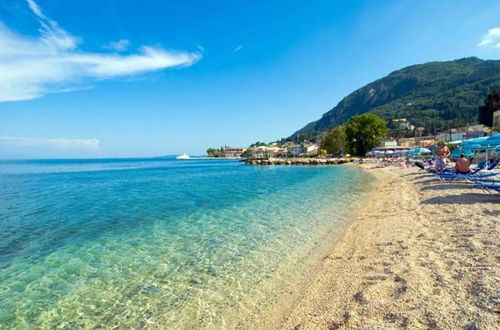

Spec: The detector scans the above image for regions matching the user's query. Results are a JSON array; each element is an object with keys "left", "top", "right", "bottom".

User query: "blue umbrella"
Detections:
[
  {"left": 461, "top": 143, "right": 484, "bottom": 150},
  {"left": 451, "top": 148, "right": 474, "bottom": 158},
  {"left": 410, "top": 147, "right": 431, "bottom": 154}
]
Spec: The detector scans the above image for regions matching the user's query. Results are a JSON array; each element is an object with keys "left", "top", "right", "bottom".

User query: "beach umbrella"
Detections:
[
  {"left": 451, "top": 148, "right": 474, "bottom": 158},
  {"left": 462, "top": 137, "right": 488, "bottom": 144},
  {"left": 461, "top": 143, "right": 483, "bottom": 150},
  {"left": 412, "top": 147, "right": 431, "bottom": 154},
  {"left": 384, "top": 150, "right": 394, "bottom": 155},
  {"left": 367, "top": 150, "right": 383, "bottom": 156}
]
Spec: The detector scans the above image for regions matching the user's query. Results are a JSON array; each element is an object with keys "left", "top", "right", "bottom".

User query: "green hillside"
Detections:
[{"left": 290, "top": 57, "right": 500, "bottom": 140}]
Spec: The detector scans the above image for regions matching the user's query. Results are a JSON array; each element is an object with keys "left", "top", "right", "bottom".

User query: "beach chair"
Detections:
[
  {"left": 473, "top": 183, "right": 500, "bottom": 194},
  {"left": 436, "top": 160, "right": 490, "bottom": 182},
  {"left": 415, "top": 161, "right": 453, "bottom": 173},
  {"left": 486, "top": 159, "right": 499, "bottom": 170}
]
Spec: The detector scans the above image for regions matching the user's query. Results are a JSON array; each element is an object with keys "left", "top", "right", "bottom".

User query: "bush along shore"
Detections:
[{"left": 244, "top": 157, "right": 355, "bottom": 165}]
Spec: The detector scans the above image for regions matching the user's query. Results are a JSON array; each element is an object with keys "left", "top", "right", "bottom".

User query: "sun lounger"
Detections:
[
  {"left": 473, "top": 183, "right": 500, "bottom": 193},
  {"left": 486, "top": 159, "right": 499, "bottom": 170},
  {"left": 436, "top": 160, "right": 491, "bottom": 182}
]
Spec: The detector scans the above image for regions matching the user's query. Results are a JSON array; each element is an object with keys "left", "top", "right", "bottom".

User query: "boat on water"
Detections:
[{"left": 176, "top": 153, "right": 190, "bottom": 160}]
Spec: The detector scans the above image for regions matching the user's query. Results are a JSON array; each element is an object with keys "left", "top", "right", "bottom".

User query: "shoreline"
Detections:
[
  {"left": 231, "top": 165, "right": 377, "bottom": 330},
  {"left": 244, "top": 158, "right": 355, "bottom": 165},
  {"left": 278, "top": 165, "right": 499, "bottom": 329}
]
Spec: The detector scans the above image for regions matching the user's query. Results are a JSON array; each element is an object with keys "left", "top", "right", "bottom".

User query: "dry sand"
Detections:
[{"left": 279, "top": 166, "right": 499, "bottom": 329}]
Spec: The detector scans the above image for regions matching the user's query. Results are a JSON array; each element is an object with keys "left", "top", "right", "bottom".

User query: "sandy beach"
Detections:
[{"left": 279, "top": 165, "right": 499, "bottom": 329}]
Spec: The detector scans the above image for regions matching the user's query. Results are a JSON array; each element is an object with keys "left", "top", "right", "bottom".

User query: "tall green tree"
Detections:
[
  {"left": 479, "top": 90, "right": 500, "bottom": 127},
  {"left": 345, "top": 114, "right": 388, "bottom": 156},
  {"left": 321, "top": 125, "right": 346, "bottom": 155}
]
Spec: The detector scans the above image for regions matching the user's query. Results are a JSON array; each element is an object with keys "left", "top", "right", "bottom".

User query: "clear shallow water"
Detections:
[{"left": 0, "top": 158, "right": 374, "bottom": 328}]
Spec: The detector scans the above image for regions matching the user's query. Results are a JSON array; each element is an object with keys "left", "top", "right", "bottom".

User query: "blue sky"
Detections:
[{"left": 1, "top": 0, "right": 499, "bottom": 158}]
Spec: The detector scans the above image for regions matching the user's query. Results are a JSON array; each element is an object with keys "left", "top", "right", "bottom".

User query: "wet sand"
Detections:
[{"left": 279, "top": 165, "right": 499, "bottom": 329}]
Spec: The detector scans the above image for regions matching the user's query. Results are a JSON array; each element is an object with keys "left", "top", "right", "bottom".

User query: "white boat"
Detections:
[{"left": 176, "top": 153, "right": 190, "bottom": 160}]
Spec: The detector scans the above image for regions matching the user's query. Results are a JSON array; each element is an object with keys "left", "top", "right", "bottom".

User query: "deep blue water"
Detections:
[{"left": 0, "top": 158, "right": 374, "bottom": 328}]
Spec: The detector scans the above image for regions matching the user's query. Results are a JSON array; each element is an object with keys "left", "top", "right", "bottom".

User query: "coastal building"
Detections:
[
  {"left": 436, "top": 131, "right": 464, "bottom": 142},
  {"left": 398, "top": 137, "right": 417, "bottom": 148},
  {"left": 492, "top": 110, "right": 500, "bottom": 125},
  {"left": 267, "top": 146, "right": 287, "bottom": 157},
  {"left": 287, "top": 144, "right": 302, "bottom": 155},
  {"left": 434, "top": 124, "right": 489, "bottom": 142},
  {"left": 392, "top": 118, "right": 415, "bottom": 130},
  {"left": 224, "top": 147, "right": 246, "bottom": 158},
  {"left": 379, "top": 138, "right": 398, "bottom": 148},
  {"left": 304, "top": 144, "right": 319, "bottom": 154},
  {"left": 416, "top": 136, "right": 437, "bottom": 147},
  {"left": 416, "top": 127, "right": 425, "bottom": 136}
]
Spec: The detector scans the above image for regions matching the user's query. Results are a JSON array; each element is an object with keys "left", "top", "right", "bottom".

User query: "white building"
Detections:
[
  {"left": 379, "top": 138, "right": 398, "bottom": 148},
  {"left": 305, "top": 144, "right": 319, "bottom": 153},
  {"left": 493, "top": 110, "right": 500, "bottom": 126}
]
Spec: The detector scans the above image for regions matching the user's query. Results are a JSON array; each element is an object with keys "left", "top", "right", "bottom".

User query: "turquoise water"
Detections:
[{"left": 0, "top": 158, "right": 374, "bottom": 328}]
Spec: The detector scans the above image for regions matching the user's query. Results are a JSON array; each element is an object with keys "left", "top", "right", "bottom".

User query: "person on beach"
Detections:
[
  {"left": 455, "top": 154, "right": 471, "bottom": 174},
  {"left": 435, "top": 142, "right": 450, "bottom": 173}
]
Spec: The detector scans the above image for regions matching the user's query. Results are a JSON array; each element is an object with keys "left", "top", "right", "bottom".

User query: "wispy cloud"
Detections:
[
  {"left": 0, "top": 0, "right": 201, "bottom": 102},
  {"left": 0, "top": 136, "right": 100, "bottom": 150},
  {"left": 478, "top": 27, "right": 500, "bottom": 48},
  {"left": 104, "top": 39, "right": 130, "bottom": 52},
  {"left": 233, "top": 44, "right": 243, "bottom": 52}
]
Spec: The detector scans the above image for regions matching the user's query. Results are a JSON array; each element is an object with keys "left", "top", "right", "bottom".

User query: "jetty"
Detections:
[{"left": 243, "top": 157, "right": 355, "bottom": 165}]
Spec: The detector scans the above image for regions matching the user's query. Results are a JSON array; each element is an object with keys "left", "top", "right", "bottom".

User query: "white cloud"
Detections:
[
  {"left": 478, "top": 27, "right": 500, "bottom": 48},
  {"left": 0, "top": 0, "right": 201, "bottom": 102},
  {"left": 104, "top": 39, "right": 130, "bottom": 52},
  {"left": 0, "top": 136, "right": 100, "bottom": 150},
  {"left": 233, "top": 44, "right": 243, "bottom": 52}
]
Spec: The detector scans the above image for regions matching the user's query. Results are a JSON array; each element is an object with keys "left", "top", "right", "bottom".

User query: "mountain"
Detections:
[{"left": 290, "top": 57, "right": 500, "bottom": 140}]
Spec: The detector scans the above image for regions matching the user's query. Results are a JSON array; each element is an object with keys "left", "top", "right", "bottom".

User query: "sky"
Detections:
[{"left": 0, "top": 0, "right": 499, "bottom": 158}]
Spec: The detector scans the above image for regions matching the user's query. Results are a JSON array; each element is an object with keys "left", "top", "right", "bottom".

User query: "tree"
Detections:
[
  {"left": 491, "top": 124, "right": 500, "bottom": 132},
  {"left": 479, "top": 90, "right": 500, "bottom": 127},
  {"left": 345, "top": 114, "right": 388, "bottom": 156},
  {"left": 249, "top": 141, "right": 267, "bottom": 148},
  {"left": 321, "top": 125, "right": 346, "bottom": 155},
  {"left": 454, "top": 119, "right": 466, "bottom": 128},
  {"left": 206, "top": 147, "right": 224, "bottom": 157}
]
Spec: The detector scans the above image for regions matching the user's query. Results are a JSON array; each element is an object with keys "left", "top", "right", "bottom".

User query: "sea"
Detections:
[{"left": 0, "top": 157, "right": 374, "bottom": 328}]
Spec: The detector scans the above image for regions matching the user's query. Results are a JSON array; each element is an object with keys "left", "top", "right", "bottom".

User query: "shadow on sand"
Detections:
[
  {"left": 420, "top": 184, "right": 473, "bottom": 191},
  {"left": 421, "top": 193, "right": 498, "bottom": 205},
  {"left": 413, "top": 178, "right": 440, "bottom": 185},
  {"left": 483, "top": 209, "right": 500, "bottom": 216}
]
